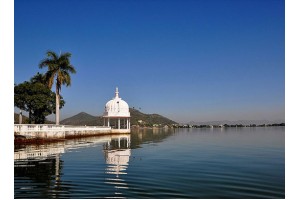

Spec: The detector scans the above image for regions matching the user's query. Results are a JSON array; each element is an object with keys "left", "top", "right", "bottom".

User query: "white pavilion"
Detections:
[{"left": 103, "top": 87, "right": 131, "bottom": 133}]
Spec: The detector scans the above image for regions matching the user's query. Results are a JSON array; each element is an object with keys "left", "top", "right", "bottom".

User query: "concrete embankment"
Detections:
[{"left": 14, "top": 124, "right": 130, "bottom": 144}]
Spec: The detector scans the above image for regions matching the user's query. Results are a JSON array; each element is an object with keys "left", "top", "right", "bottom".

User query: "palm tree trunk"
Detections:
[{"left": 56, "top": 87, "right": 60, "bottom": 125}]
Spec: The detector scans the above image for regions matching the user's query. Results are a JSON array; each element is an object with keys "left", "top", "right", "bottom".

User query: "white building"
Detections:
[{"left": 103, "top": 87, "right": 131, "bottom": 133}]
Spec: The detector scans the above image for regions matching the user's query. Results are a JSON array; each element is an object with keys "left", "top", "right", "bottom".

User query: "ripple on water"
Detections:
[{"left": 14, "top": 127, "right": 285, "bottom": 198}]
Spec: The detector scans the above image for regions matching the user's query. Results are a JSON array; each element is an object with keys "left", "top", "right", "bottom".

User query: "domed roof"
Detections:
[{"left": 103, "top": 87, "right": 130, "bottom": 117}]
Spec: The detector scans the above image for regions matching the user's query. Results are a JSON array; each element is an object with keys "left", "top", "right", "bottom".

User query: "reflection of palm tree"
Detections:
[
  {"left": 55, "top": 154, "right": 60, "bottom": 180},
  {"left": 54, "top": 154, "right": 62, "bottom": 198},
  {"left": 14, "top": 154, "right": 68, "bottom": 198},
  {"left": 39, "top": 51, "right": 76, "bottom": 125}
]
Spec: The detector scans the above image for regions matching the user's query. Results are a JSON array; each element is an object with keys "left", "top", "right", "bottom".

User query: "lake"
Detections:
[{"left": 14, "top": 127, "right": 285, "bottom": 198}]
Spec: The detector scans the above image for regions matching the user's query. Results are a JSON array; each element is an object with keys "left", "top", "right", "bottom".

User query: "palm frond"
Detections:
[
  {"left": 44, "top": 70, "right": 56, "bottom": 89},
  {"left": 46, "top": 50, "right": 58, "bottom": 61},
  {"left": 61, "top": 71, "right": 71, "bottom": 87},
  {"left": 39, "top": 58, "right": 52, "bottom": 69},
  {"left": 67, "top": 64, "right": 76, "bottom": 73},
  {"left": 61, "top": 52, "right": 72, "bottom": 58},
  {"left": 39, "top": 50, "right": 75, "bottom": 91}
]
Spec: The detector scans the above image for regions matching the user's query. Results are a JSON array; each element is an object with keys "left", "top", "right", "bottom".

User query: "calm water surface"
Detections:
[{"left": 14, "top": 127, "right": 284, "bottom": 198}]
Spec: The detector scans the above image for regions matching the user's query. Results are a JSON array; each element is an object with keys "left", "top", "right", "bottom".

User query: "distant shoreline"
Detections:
[{"left": 174, "top": 123, "right": 285, "bottom": 128}]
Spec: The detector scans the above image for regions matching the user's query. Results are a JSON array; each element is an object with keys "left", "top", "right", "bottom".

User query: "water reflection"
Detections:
[
  {"left": 103, "top": 135, "right": 131, "bottom": 177},
  {"left": 14, "top": 143, "right": 66, "bottom": 198},
  {"left": 14, "top": 134, "right": 132, "bottom": 198},
  {"left": 14, "top": 134, "right": 132, "bottom": 161},
  {"left": 14, "top": 129, "right": 176, "bottom": 198},
  {"left": 130, "top": 127, "right": 175, "bottom": 148},
  {"left": 14, "top": 128, "right": 284, "bottom": 198},
  {"left": 103, "top": 135, "right": 131, "bottom": 197}
]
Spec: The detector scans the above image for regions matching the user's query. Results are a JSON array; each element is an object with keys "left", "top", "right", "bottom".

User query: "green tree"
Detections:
[
  {"left": 30, "top": 72, "right": 47, "bottom": 84},
  {"left": 39, "top": 50, "right": 76, "bottom": 125},
  {"left": 14, "top": 73, "right": 65, "bottom": 124}
]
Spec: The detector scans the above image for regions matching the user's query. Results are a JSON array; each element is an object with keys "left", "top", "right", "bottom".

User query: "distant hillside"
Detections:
[
  {"left": 187, "top": 119, "right": 285, "bottom": 126},
  {"left": 129, "top": 108, "right": 177, "bottom": 126},
  {"left": 60, "top": 108, "right": 177, "bottom": 126},
  {"left": 14, "top": 113, "right": 54, "bottom": 124},
  {"left": 60, "top": 112, "right": 101, "bottom": 126}
]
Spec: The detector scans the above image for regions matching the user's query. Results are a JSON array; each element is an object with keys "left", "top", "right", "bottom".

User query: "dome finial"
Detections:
[{"left": 115, "top": 87, "right": 119, "bottom": 98}]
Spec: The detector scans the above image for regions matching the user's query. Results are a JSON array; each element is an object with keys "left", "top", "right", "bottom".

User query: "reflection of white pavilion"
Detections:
[
  {"left": 103, "top": 135, "right": 131, "bottom": 196},
  {"left": 103, "top": 88, "right": 130, "bottom": 133},
  {"left": 105, "top": 149, "right": 131, "bottom": 176},
  {"left": 103, "top": 135, "right": 131, "bottom": 177}
]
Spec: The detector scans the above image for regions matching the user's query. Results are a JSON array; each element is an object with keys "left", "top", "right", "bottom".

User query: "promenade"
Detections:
[{"left": 14, "top": 124, "right": 130, "bottom": 140}]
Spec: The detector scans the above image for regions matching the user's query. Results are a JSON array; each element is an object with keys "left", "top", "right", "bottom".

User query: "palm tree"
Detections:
[{"left": 39, "top": 50, "right": 76, "bottom": 125}]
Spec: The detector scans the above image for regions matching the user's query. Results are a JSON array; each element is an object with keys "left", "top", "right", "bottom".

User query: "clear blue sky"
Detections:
[{"left": 14, "top": 0, "right": 285, "bottom": 123}]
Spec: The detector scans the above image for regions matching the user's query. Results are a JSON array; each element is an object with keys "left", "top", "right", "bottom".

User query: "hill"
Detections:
[
  {"left": 60, "top": 108, "right": 177, "bottom": 126},
  {"left": 187, "top": 119, "right": 285, "bottom": 126},
  {"left": 14, "top": 113, "right": 54, "bottom": 124},
  {"left": 60, "top": 112, "right": 101, "bottom": 126},
  {"left": 129, "top": 108, "right": 177, "bottom": 126}
]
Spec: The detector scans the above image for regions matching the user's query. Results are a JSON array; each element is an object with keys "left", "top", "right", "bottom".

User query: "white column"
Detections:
[
  {"left": 118, "top": 118, "right": 120, "bottom": 129},
  {"left": 19, "top": 110, "right": 22, "bottom": 124},
  {"left": 129, "top": 119, "right": 130, "bottom": 129},
  {"left": 108, "top": 118, "right": 110, "bottom": 127},
  {"left": 127, "top": 119, "right": 129, "bottom": 129}
]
